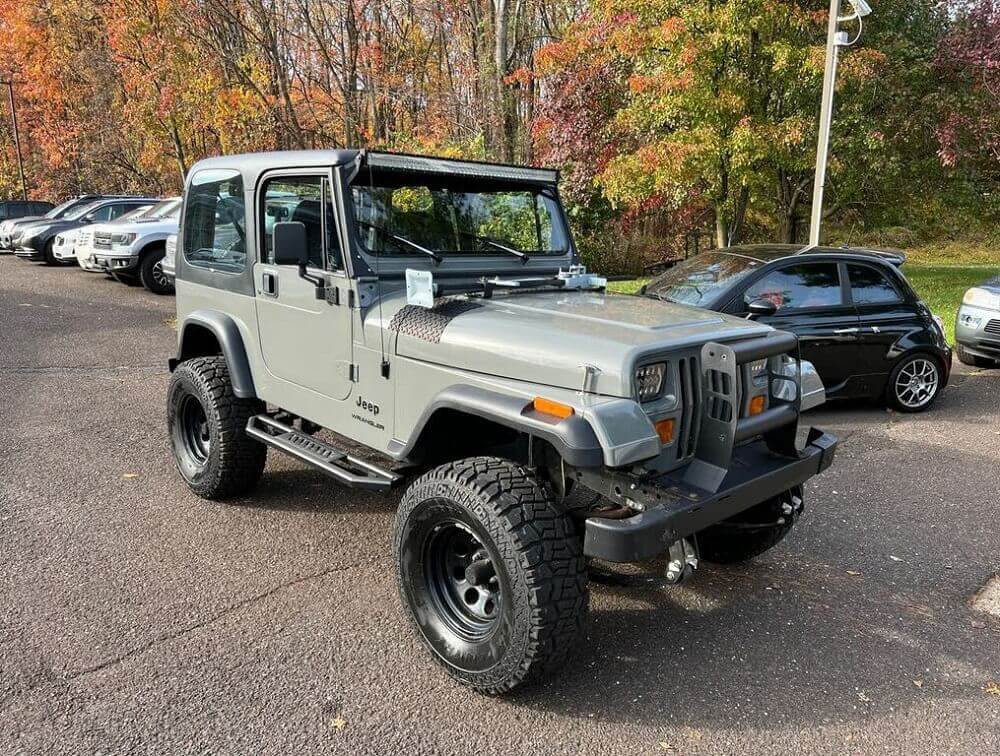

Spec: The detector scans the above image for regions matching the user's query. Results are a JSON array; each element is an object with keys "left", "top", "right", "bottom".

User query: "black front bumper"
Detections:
[{"left": 579, "top": 427, "right": 837, "bottom": 562}]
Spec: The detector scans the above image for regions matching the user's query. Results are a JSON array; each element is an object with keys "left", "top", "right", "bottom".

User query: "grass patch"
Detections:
[
  {"left": 607, "top": 265, "right": 999, "bottom": 345},
  {"left": 905, "top": 265, "right": 997, "bottom": 343}
]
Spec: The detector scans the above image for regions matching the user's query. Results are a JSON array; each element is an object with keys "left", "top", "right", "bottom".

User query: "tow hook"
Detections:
[
  {"left": 664, "top": 537, "right": 699, "bottom": 585},
  {"left": 780, "top": 491, "right": 805, "bottom": 524}
]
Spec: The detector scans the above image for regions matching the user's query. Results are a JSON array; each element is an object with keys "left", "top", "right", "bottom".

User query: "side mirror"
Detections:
[
  {"left": 82, "top": 214, "right": 95, "bottom": 223},
  {"left": 273, "top": 221, "right": 308, "bottom": 267},
  {"left": 746, "top": 297, "right": 778, "bottom": 318}
]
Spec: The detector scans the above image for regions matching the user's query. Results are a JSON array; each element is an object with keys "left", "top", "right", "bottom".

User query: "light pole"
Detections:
[
  {"left": 808, "top": 0, "right": 871, "bottom": 246},
  {"left": 2, "top": 81, "right": 28, "bottom": 201}
]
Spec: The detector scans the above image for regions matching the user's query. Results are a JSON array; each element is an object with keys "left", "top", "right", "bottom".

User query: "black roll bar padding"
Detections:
[
  {"left": 734, "top": 404, "right": 798, "bottom": 443},
  {"left": 728, "top": 331, "right": 799, "bottom": 364}
]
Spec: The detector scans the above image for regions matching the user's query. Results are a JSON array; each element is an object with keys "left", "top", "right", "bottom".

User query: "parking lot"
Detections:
[{"left": 1, "top": 255, "right": 997, "bottom": 755}]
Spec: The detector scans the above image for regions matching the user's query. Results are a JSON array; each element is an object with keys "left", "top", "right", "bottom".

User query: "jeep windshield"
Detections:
[
  {"left": 351, "top": 173, "right": 570, "bottom": 259},
  {"left": 643, "top": 252, "right": 765, "bottom": 307}
]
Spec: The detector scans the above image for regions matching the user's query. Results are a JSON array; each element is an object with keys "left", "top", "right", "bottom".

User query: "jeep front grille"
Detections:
[{"left": 675, "top": 356, "right": 701, "bottom": 460}]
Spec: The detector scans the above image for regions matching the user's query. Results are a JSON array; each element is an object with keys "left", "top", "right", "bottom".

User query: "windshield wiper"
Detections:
[
  {"left": 390, "top": 233, "right": 443, "bottom": 264},
  {"left": 482, "top": 238, "right": 529, "bottom": 264}
]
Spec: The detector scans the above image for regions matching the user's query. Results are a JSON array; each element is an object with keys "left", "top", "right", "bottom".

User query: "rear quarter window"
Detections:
[
  {"left": 847, "top": 263, "right": 902, "bottom": 304},
  {"left": 183, "top": 169, "right": 246, "bottom": 273}
]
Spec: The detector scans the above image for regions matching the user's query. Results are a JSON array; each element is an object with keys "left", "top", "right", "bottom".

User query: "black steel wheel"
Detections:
[
  {"left": 394, "top": 457, "right": 588, "bottom": 694},
  {"left": 167, "top": 356, "right": 266, "bottom": 499}
]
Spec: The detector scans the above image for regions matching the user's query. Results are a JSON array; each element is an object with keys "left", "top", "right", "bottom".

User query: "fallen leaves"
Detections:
[
  {"left": 985, "top": 681, "right": 1000, "bottom": 697},
  {"left": 122, "top": 472, "right": 139, "bottom": 479},
  {"left": 330, "top": 716, "right": 347, "bottom": 731}
]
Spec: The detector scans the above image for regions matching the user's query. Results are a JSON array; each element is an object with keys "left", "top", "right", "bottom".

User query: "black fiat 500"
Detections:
[{"left": 643, "top": 244, "right": 952, "bottom": 412}]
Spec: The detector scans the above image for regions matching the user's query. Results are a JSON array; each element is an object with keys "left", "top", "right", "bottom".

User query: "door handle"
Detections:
[
  {"left": 834, "top": 327, "right": 859, "bottom": 334},
  {"left": 870, "top": 326, "right": 881, "bottom": 334},
  {"left": 262, "top": 272, "right": 278, "bottom": 297}
]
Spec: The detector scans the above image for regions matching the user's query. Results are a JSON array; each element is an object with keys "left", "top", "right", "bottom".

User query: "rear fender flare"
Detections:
[{"left": 169, "top": 310, "right": 256, "bottom": 398}]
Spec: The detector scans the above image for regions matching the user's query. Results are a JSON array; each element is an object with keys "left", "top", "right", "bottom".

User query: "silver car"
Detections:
[{"left": 955, "top": 277, "right": 1000, "bottom": 368}]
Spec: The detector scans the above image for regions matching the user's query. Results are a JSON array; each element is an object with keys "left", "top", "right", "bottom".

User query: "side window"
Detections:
[
  {"left": 183, "top": 169, "right": 246, "bottom": 273},
  {"left": 848, "top": 264, "right": 900, "bottom": 305},
  {"left": 109, "top": 203, "right": 141, "bottom": 220},
  {"left": 744, "top": 263, "right": 843, "bottom": 311},
  {"left": 89, "top": 204, "right": 115, "bottom": 222},
  {"left": 261, "top": 175, "right": 341, "bottom": 270}
]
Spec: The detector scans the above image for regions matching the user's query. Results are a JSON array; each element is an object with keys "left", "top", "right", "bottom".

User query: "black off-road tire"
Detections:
[
  {"left": 697, "top": 486, "right": 802, "bottom": 564},
  {"left": 394, "top": 457, "right": 588, "bottom": 694},
  {"left": 167, "top": 356, "right": 266, "bottom": 499},
  {"left": 139, "top": 245, "right": 173, "bottom": 294},
  {"left": 956, "top": 343, "right": 998, "bottom": 369}
]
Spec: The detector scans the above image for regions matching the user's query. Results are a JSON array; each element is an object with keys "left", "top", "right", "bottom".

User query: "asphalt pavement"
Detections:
[{"left": 1, "top": 255, "right": 997, "bottom": 755}]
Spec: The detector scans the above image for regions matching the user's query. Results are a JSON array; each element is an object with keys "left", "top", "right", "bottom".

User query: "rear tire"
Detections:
[
  {"left": 394, "top": 457, "right": 588, "bottom": 694},
  {"left": 698, "top": 487, "right": 802, "bottom": 564},
  {"left": 139, "top": 246, "right": 174, "bottom": 294},
  {"left": 886, "top": 352, "right": 943, "bottom": 412},
  {"left": 956, "top": 343, "right": 999, "bottom": 369},
  {"left": 167, "top": 356, "right": 266, "bottom": 499}
]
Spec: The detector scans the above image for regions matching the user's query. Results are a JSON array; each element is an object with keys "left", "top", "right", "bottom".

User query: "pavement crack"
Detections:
[
  {"left": 0, "top": 364, "right": 163, "bottom": 375},
  {"left": 64, "top": 558, "right": 378, "bottom": 681}
]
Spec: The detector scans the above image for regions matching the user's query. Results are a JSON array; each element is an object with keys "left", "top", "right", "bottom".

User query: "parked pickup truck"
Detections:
[
  {"left": 167, "top": 150, "right": 838, "bottom": 694},
  {"left": 89, "top": 197, "right": 181, "bottom": 293}
]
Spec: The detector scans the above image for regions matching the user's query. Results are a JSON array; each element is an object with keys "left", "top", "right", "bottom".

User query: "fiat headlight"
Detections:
[
  {"left": 635, "top": 363, "right": 666, "bottom": 401},
  {"left": 963, "top": 287, "right": 1000, "bottom": 310}
]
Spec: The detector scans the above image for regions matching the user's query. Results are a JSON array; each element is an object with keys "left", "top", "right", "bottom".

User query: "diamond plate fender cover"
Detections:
[{"left": 388, "top": 298, "right": 483, "bottom": 343}]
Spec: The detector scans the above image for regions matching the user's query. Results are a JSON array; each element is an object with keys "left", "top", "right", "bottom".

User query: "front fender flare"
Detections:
[
  {"left": 168, "top": 310, "right": 256, "bottom": 398},
  {"left": 392, "top": 385, "right": 606, "bottom": 468}
]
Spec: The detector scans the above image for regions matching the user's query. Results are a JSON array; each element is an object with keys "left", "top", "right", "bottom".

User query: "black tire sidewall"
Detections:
[
  {"left": 888, "top": 352, "right": 942, "bottom": 412},
  {"left": 397, "top": 495, "right": 518, "bottom": 677},
  {"left": 167, "top": 366, "right": 220, "bottom": 489},
  {"left": 140, "top": 247, "right": 172, "bottom": 294}
]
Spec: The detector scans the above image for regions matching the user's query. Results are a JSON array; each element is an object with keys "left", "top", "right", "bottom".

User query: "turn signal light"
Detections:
[
  {"left": 532, "top": 397, "right": 574, "bottom": 420},
  {"left": 748, "top": 395, "right": 766, "bottom": 416},
  {"left": 655, "top": 418, "right": 675, "bottom": 444}
]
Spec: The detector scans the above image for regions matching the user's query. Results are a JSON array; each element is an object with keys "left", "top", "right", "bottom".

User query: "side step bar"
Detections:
[{"left": 246, "top": 414, "right": 401, "bottom": 490}]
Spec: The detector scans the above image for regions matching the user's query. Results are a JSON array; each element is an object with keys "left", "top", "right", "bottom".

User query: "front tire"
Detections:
[
  {"left": 886, "top": 353, "right": 942, "bottom": 412},
  {"left": 139, "top": 247, "right": 174, "bottom": 294},
  {"left": 167, "top": 356, "right": 266, "bottom": 499},
  {"left": 698, "top": 486, "right": 802, "bottom": 564},
  {"left": 956, "top": 343, "right": 999, "bottom": 369},
  {"left": 394, "top": 457, "right": 588, "bottom": 694},
  {"left": 42, "top": 239, "right": 59, "bottom": 265}
]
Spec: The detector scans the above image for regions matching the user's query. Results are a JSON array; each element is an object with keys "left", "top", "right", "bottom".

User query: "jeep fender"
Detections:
[
  {"left": 394, "top": 385, "right": 661, "bottom": 469},
  {"left": 168, "top": 310, "right": 256, "bottom": 398}
]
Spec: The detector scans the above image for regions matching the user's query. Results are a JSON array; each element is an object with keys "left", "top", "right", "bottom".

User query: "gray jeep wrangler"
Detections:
[{"left": 167, "top": 150, "right": 837, "bottom": 693}]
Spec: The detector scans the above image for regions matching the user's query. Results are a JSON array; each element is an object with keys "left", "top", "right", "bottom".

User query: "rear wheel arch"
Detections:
[{"left": 171, "top": 312, "right": 257, "bottom": 398}]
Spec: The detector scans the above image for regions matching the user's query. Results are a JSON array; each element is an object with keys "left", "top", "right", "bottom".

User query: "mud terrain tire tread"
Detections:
[
  {"left": 394, "top": 457, "right": 588, "bottom": 694},
  {"left": 167, "top": 356, "right": 265, "bottom": 499}
]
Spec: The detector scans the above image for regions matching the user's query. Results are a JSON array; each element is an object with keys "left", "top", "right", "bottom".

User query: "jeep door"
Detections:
[
  {"left": 253, "top": 171, "right": 353, "bottom": 400},
  {"left": 737, "top": 261, "right": 864, "bottom": 398}
]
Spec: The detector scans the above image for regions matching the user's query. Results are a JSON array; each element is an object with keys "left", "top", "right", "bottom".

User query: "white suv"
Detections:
[{"left": 90, "top": 197, "right": 181, "bottom": 293}]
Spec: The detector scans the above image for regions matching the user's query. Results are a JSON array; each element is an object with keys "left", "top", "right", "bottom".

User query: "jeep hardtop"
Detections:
[{"left": 167, "top": 149, "right": 837, "bottom": 693}]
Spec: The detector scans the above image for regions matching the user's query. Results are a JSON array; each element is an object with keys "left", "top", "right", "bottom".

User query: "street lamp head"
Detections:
[{"left": 847, "top": 0, "right": 872, "bottom": 17}]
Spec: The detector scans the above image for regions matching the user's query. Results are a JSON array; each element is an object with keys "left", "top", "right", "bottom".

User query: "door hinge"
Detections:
[
  {"left": 348, "top": 289, "right": 356, "bottom": 308},
  {"left": 325, "top": 285, "right": 340, "bottom": 306}
]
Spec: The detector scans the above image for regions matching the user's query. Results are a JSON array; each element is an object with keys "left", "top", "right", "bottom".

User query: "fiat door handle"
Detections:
[{"left": 834, "top": 327, "right": 859, "bottom": 334}]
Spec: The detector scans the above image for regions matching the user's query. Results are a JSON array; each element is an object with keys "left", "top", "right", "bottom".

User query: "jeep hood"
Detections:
[{"left": 388, "top": 290, "right": 772, "bottom": 397}]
